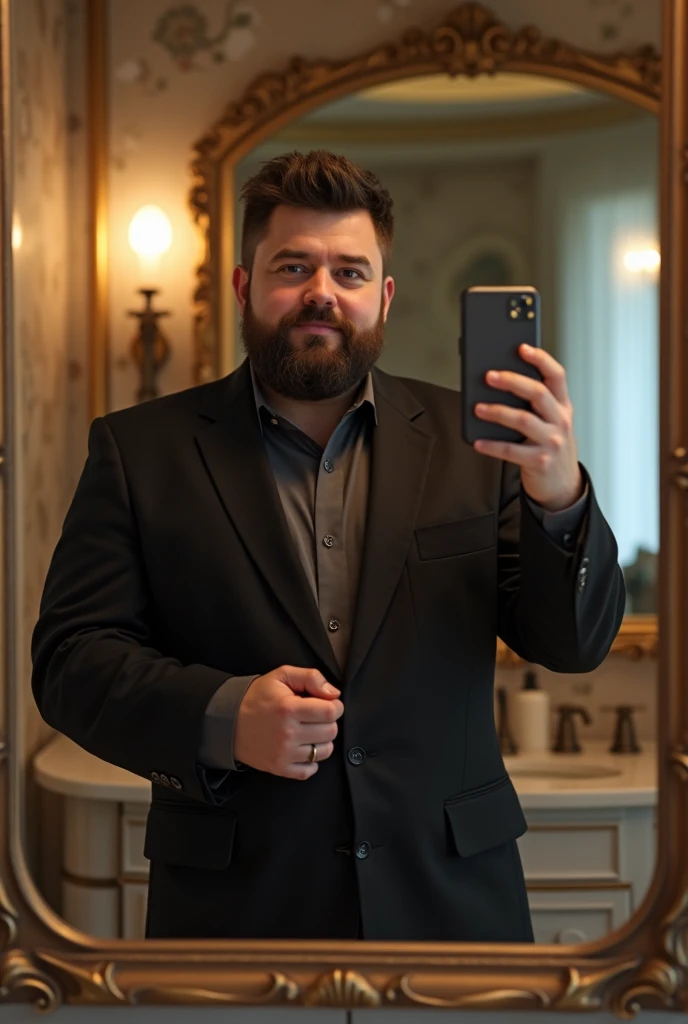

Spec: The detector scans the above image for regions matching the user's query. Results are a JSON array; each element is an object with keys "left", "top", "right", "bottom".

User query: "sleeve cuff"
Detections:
[
  {"left": 524, "top": 477, "right": 590, "bottom": 551},
  {"left": 197, "top": 673, "right": 260, "bottom": 771}
]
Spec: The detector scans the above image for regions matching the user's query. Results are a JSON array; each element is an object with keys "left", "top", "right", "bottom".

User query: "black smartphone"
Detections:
[{"left": 460, "top": 285, "right": 542, "bottom": 446}]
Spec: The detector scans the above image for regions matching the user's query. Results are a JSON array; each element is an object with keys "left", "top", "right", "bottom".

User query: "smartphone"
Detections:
[{"left": 460, "top": 285, "right": 542, "bottom": 446}]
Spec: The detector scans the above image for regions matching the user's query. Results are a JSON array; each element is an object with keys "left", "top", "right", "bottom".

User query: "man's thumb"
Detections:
[{"left": 284, "top": 667, "right": 340, "bottom": 698}]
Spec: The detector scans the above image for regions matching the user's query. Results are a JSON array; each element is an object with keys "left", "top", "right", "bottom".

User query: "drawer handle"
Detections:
[{"left": 556, "top": 927, "right": 587, "bottom": 944}]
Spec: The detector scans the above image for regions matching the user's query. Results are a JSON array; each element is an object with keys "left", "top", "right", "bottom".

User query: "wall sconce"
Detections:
[
  {"left": 623, "top": 247, "right": 661, "bottom": 275},
  {"left": 127, "top": 205, "right": 173, "bottom": 402}
]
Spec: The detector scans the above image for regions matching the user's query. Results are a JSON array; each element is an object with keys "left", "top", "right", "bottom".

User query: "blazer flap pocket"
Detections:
[
  {"left": 144, "top": 804, "right": 237, "bottom": 870},
  {"left": 416, "top": 512, "right": 496, "bottom": 560},
  {"left": 444, "top": 775, "right": 527, "bottom": 858}
]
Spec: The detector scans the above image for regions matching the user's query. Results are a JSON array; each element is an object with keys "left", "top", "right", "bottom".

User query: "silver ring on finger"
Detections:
[{"left": 307, "top": 743, "right": 318, "bottom": 764}]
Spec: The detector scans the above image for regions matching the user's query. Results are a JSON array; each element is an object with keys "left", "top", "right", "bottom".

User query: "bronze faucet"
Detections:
[
  {"left": 553, "top": 704, "right": 591, "bottom": 753},
  {"left": 602, "top": 705, "right": 644, "bottom": 754}
]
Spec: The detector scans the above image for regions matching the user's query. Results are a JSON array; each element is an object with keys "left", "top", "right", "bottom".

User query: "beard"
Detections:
[{"left": 240, "top": 293, "right": 386, "bottom": 401}]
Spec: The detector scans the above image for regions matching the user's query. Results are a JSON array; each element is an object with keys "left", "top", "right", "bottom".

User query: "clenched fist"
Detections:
[{"left": 234, "top": 665, "right": 344, "bottom": 780}]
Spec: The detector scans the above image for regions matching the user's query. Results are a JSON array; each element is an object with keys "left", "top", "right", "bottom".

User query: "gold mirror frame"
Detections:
[
  {"left": 2, "top": 0, "right": 688, "bottom": 1013},
  {"left": 190, "top": 1, "right": 662, "bottom": 667}
]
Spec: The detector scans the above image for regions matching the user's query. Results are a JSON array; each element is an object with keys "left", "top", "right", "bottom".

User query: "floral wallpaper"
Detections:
[{"left": 106, "top": 0, "right": 661, "bottom": 411}]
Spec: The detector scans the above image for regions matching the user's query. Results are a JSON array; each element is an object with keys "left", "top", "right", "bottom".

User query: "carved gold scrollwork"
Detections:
[
  {"left": 554, "top": 962, "right": 639, "bottom": 1012},
  {"left": 671, "top": 742, "right": 688, "bottom": 780},
  {"left": 305, "top": 968, "right": 380, "bottom": 1006},
  {"left": 0, "top": 950, "right": 62, "bottom": 1014},
  {"left": 612, "top": 958, "right": 681, "bottom": 1018},
  {"left": 128, "top": 972, "right": 300, "bottom": 1006},
  {"left": 36, "top": 953, "right": 125, "bottom": 1005},
  {"left": 384, "top": 973, "right": 550, "bottom": 1008}
]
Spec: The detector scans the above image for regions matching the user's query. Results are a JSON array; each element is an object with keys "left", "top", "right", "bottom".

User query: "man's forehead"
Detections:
[{"left": 262, "top": 206, "right": 379, "bottom": 252}]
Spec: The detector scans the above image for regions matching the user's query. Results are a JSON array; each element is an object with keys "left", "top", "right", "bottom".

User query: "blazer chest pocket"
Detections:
[
  {"left": 444, "top": 774, "right": 527, "bottom": 858},
  {"left": 415, "top": 512, "right": 496, "bottom": 561},
  {"left": 144, "top": 803, "right": 237, "bottom": 870}
]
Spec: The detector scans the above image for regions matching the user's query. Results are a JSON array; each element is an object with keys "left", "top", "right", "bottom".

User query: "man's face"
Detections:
[{"left": 233, "top": 205, "right": 395, "bottom": 401}]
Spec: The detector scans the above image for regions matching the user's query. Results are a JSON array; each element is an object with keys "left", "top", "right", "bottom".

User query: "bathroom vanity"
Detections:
[
  {"left": 33, "top": 735, "right": 657, "bottom": 942},
  {"left": 504, "top": 742, "right": 656, "bottom": 943}
]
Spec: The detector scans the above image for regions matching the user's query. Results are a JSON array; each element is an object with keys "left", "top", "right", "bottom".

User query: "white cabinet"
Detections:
[{"left": 518, "top": 805, "right": 656, "bottom": 944}]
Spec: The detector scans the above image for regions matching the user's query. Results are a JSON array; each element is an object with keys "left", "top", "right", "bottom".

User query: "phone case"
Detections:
[{"left": 460, "top": 285, "right": 542, "bottom": 445}]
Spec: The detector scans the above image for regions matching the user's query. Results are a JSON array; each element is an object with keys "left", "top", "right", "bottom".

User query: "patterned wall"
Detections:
[
  {"left": 106, "top": 0, "right": 662, "bottom": 410},
  {"left": 11, "top": 0, "right": 89, "bottom": 889}
]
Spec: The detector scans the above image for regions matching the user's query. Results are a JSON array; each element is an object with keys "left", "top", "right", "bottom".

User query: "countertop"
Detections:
[
  {"left": 35, "top": 734, "right": 658, "bottom": 809},
  {"left": 503, "top": 739, "right": 657, "bottom": 809}
]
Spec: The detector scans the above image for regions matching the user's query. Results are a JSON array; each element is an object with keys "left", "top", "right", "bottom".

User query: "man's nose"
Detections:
[{"left": 302, "top": 268, "right": 336, "bottom": 308}]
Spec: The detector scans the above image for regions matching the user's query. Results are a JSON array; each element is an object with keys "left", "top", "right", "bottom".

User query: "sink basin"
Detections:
[{"left": 506, "top": 761, "right": 623, "bottom": 780}]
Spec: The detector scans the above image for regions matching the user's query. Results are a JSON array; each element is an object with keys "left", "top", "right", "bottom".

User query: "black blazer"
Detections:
[{"left": 31, "top": 360, "right": 625, "bottom": 941}]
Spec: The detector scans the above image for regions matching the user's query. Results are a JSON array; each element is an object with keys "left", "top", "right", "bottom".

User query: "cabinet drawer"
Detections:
[
  {"left": 120, "top": 802, "right": 150, "bottom": 877},
  {"left": 121, "top": 881, "right": 149, "bottom": 940},
  {"left": 527, "top": 885, "right": 631, "bottom": 944},
  {"left": 518, "top": 822, "right": 620, "bottom": 883}
]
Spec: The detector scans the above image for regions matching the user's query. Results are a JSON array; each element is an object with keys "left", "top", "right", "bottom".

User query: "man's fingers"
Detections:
[
  {"left": 482, "top": 371, "right": 562, "bottom": 424},
  {"left": 292, "top": 696, "right": 344, "bottom": 723},
  {"left": 294, "top": 740, "right": 335, "bottom": 764},
  {"left": 278, "top": 666, "right": 341, "bottom": 699},
  {"left": 475, "top": 403, "right": 556, "bottom": 445},
  {"left": 294, "top": 721, "right": 339, "bottom": 745},
  {"left": 282, "top": 762, "right": 319, "bottom": 781},
  {"left": 517, "top": 344, "right": 570, "bottom": 405}
]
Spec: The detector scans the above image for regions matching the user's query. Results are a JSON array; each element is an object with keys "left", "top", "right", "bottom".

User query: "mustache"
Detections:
[{"left": 284, "top": 306, "right": 344, "bottom": 329}]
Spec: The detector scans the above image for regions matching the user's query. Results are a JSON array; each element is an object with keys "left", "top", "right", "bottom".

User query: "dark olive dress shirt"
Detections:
[{"left": 198, "top": 362, "right": 588, "bottom": 772}]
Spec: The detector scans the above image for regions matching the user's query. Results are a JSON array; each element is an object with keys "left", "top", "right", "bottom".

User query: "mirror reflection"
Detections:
[{"left": 31, "top": 72, "right": 659, "bottom": 948}]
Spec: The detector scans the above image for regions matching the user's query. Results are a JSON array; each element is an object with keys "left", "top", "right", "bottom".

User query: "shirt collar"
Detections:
[{"left": 249, "top": 360, "right": 378, "bottom": 435}]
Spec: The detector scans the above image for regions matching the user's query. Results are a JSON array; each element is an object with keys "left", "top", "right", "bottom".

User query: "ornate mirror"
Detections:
[{"left": 5, "top": 1, "right": 688, "bottom": 1016}]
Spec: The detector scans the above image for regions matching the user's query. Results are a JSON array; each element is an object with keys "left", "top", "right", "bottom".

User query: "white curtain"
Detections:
[{"left": 557, "top": 187, "right": 659, "bottom": 569}]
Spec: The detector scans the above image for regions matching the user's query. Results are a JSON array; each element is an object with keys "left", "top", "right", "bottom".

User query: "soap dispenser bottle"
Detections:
[{"left": 513, "top": 669, "right": 550, "bottom": 754}]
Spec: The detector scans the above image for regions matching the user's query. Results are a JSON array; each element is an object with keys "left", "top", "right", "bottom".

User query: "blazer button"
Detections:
[
  {"left": 348, "top": 747, "right": 366, "bottom": 765},
  {"left": 355, "top": 841, "right": 371, "bottom": 860},
  {"left": 328, "top": 618, "right": 340, "bottom": 632},
  {"left": 151, "top": 771, "right": 160, "bottom": 783},
  {"left": 159, "top": 774, "right": 171, "bottom": 787},
  {"left": 170, "top": 777, "right": 182, "bottom": 790}
]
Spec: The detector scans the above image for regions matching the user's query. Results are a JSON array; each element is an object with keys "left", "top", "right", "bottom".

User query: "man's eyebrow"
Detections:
[{"left": 268, "top": 248, "right": 374, "bottom": 271}]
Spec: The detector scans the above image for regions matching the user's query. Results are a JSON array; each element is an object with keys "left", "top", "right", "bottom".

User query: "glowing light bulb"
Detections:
[
  {"left": 623, "top": 247, "right": 660, "bottom": 273},
  {"left": 128, "top": 205, "right": 172, "bottom": 259}
]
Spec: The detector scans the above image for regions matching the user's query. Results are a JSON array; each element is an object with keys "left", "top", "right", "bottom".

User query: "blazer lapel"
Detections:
[
  {"left": 344, "top": 368, "right": 435, "bottom": 686},
  {"left": 194, "top": 362, "right": 341, "bottom": 682}
]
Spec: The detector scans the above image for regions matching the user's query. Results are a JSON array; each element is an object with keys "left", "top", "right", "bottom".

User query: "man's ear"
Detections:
[
  {"left": 382, "top": 275, "right": 395, "bottom": 322},
  {"left": 232, "top": 265, "right": 249, "bottom": 314}
]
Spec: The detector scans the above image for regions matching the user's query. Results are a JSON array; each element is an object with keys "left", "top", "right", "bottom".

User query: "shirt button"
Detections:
[
  {"left": 348, "top": 747, "right": 366, "bottom": 766},
  {"left": 563, "top": 532, "right": 573, "bottom": 549},
  {"left": 328, "top": 618, "right": 340, "bottom": 632},
  {"left": 324, "top": 460, "right": 334, "bottom": 473},
  {"left": 323, "top": 535, "right": 335, "bottom": 548},
  {"left": 355, "top": 841, "right": 371, "bottom": 860}
]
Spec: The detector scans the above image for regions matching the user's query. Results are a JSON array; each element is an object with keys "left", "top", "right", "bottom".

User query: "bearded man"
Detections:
[{"left": 32, "top": 150, "right": 624, "bottom": 942}]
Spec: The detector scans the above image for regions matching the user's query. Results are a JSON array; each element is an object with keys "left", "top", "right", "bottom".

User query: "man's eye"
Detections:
[
  {"left": 279, "top": 265, "right": 306, "bottom": 274},
  {"left": 339, "top": 268, "right": 363, "bottom": 279}
]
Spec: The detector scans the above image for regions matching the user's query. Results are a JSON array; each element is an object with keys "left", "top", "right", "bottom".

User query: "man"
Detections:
[{"left": 32, "top": 150, "right": 624, "bottom": 942}]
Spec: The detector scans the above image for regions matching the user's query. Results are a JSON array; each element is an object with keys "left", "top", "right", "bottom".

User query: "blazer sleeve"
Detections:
[
  {"left": 496, "top": 460, "right": 626, "bottom": 672},
  {"left": 31, "top": 416, "right": 243, "bottom": 806}
]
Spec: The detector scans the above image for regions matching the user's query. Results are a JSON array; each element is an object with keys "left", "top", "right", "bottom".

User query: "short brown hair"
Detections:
[{"left": 239, "top": 150, "right": 394, "bottom": 274}]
